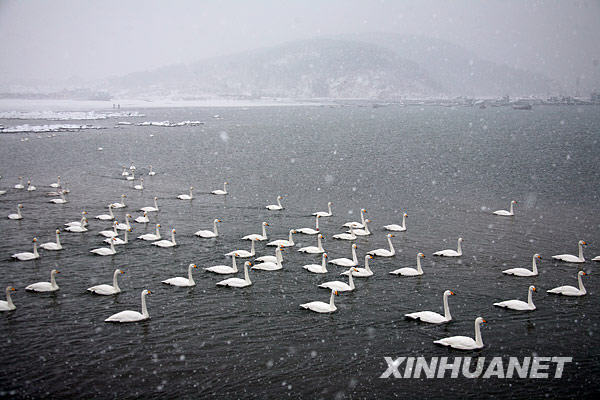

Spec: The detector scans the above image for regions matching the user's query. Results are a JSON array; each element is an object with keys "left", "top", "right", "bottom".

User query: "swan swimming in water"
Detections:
[
  {"left": 109, "top": 194, "right": 127, "bottom": 209},
  {"left": 126, "top": 170, "right": 135, "bottom": 181},
  {"left": 216, "top": 262, "right": 252, "bottom": 287},
  {"left": 105, "top": 289, "right": 151, "bottom": 323},
  {"left": 12, "top": 238, "right": 40, "bottom": 261},
  {"left": 162, "top": 264, "right": 197, "bottom": 287},
  {"left": 494, "top": 285, "right": 537, "bottom": 311},
  {"left": 348, "top": 219, "right": 371, "bottom": 236},
  {"left": 140, "top": 197, "right": 159, "bottom": 212},
  {"left": 65, "top": 218, "right": 88, "bottom": 232},
  {"left": 384, "top": 213, "right": 408, "bottom": 232},
  {"left": 433, "top": 237, "right": 463, "bottom": 257},
  {"left": 115, "top": 214, "right": 132, "bottom": 230},
  {"left": 96, "top": 205, "right": 115, "bottom": 221},
  {"left": 225, "top": 239, "right": 256, "bottom": 258},
  {"left": 252, "top": 247, "right": 284, "bottom": 271},
  {"left": 390, "top": 253, "right": 425, "bottom": 276},
  {"left": 547, "top": 271, "right": 587, "bottom": 296},
  {"left": 266, "top": 195, "right": 284, "bottom": 210},
  {"left": 152, "top": 229, "right": 177, "bottom": 247},
  {"left": 333, "top": 226, "right": 357, "bottom": 241},
  {"left": 138, "top": 224, "right": 161, "bottom": 241},
  {"left": 367, "top": 234, "right": 396, "bottom": 257},
  {"left": 0, "top": 287, "right": 16, "bottom": 311},
  {"left": 313, "top": 201, "right": 333, "bottom": 217},
  {"left": 148, "top": 165, "right": 156, "bottom": 176},
  {"left": 552, "top": 240, "right": 587, "bottom": 263},
  {"left": 300, "top": 289, "right": 338, "bottom": 313},
  {"left": 49, "top": 176, "right": 61, "bottom": 188},
  {"left": 502, "top": 254, "right": 541, "bottom": 277},
  {"left": 205, "top": 253, "right": 239, "bottom": 274},
  {"left": 267, "top": 229, "right": 296, "bottom": 247},
  {"left": 341, "top": 255, "right": 374, "bottom": 277},
  {"left": 99, "top": 221, "right": 119, "bottom": 238},
  {"left": 65, "top": 211, "right": 88, "bottom": 227},
  {"left": 296, "top": 215, "right": 321, "bottom": 235},
  {"left": 7, "top": 204, "right": 23, "bottom": 220},
  {"left": 104, "top": 228, "right": 131, "bottom": 245},
  {"left": 49, "top": 192, "right": 68, "bottom": 204},
  {"left": 90, "top": 238, "right": 117, "bottom": 256},
  {"left": 195, "top": 219, "right": 221, "bottom": 238},
  {"left": 26, "top": 180, "right": 36, "bottom": 191},
  {"left": 14, "top": 176, "right": 25, "bottom": 189},
  {"left": 134, "top": 211, "right": 149, "bottom": 224},
  {"left": 177, "top": 187, "right": 194, "bottom": 200},
  {"left": 302, "top": 253, "right": 328, "bottom": 274},
  {"left": 134, "top": 178, "right": 144, "bottom": 190},
  {"left": 329, "top": 243, "right": 359, "bottom": 267},
  {"left": 298, "top": 233, "right": 325, "bottom": 254},
  {"left": 343, "top": 208, "right": 367, "bottom": 229},
  {"left": 255, "top": 246, "right": 284, "bottom": 264},
  {"left": 319, "top": 268, "right": 357, "bottom": 292},
  {"left": 26, "top": 269, "right": 60, "bottom": 292},
  {"left": 40, "top": 229, "right": 63, "bottom": 251},
  {"left": 211, "top": 182, "right": 228, "bottom": 195},
  {"left": 493, "top": 200, "right": 517, "bottom": 216},
  {"left": 434, "top": 317, "right": 486, "bottom": 350},
  {"left": 405, "top": 290, "right": 455, "bottom": 324},
  {"left": 242, "top": 222, "right": 269, "bottom": 241},
  {"left": 121, "top": 166, "right": 129, "bottom": 176},
  {"left": 87, "top": 269, "right": 125, "bottom": 295}
]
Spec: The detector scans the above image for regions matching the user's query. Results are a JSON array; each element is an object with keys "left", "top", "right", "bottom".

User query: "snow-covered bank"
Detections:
[
  {"left": 0, "top": 110, "right": 144, "bottom": 120},
  {"left": 1, "top": 124, "right": 105, "bottom": 133}
]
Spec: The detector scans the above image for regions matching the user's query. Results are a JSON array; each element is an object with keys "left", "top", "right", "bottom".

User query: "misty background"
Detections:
[{"left": 0, "top": 0, "right": 599, "bottom": 99}]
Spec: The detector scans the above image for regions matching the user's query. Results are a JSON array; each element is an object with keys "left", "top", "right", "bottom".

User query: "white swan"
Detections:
[
  {"left": 134, "top": 211, "right": 149, "bottom": 224},
  {"left": 96, "top": 205, "right": 115, "bottom": 221},
  {"left": 140, "top": 197, "right": 159, "bottom": 212},
  {"left": 104, "top": 228, "right": 131, "bottom": 245},
  {"left": 162, "top": 264, "right": 197, "bottom": 287},
  {"left": 65, "top": 219, "right": 88, "bottom": 232},
  {"left": 242, "top": 222, "right": 269, "bottom": 241},
  {"left": 148, "top": 165, "right": 156, "bottom": 176},
  {"left": 134, "top": 178, "right": 144, "bottom": 190},
  {"left": 341, "top": 255, "right": 374, "bottom": 277},
  {"left": 343, "top": 208, "right": 367, "bottom": 229},
  {"left": 99, "top": 221, "right": 119, "bottom": 238},
  {"left": 126, "top": 170, "right": 135, "bottom": 181},
  {"left": 65, "top": 211, "right": 88, "bottom": 226},
  {"left": 493, "top": 200, "right": 517, "bottom": 216},
  {"left": 329, "top": 243, "right": 359, "bottom": 267},
  {"left": 8, "top": 204, "right": 23, "bottom": 220},
  {"left": 116, "top": 214, "right": 132, "bottom": 231},
  {"left": 266, "top": 195, "right": 284, "bottom": 210},
  {"left": 152, "top": 229, "right": 177, "bottom": 247},
  {"left": 319, "top": 268, "right": 357, "bottom": 292},
  {"left": 225, "top": 239, "right": 256, "bottom": 258},
  {"left": 252, "top": 247, "right": 284, "bottom": 271},
  {"left": 255, "top": 246, "right": 284, "bottom": 264},
  {"left": 313, "top": 201, "right": 333, "bottom": 217},
  {"left": 195, "top": 219, "right": 221, "bottom": 238},
  {"left": 384, "top": 213, "right": 408, "bottom": 232},
  {"left": 367, "top": 234, "right": 396, "bottom": 257},
  {"left": 406, "top": 290, "right": 455, "bottom": 324},
  {"left": 302, "top": 253, "right": 328, "bottom": 274},
  {"left": 91, "top": 238, "right": 117, "bottom": 256},
  {"left": 121, "top": 166, "right": 129, "bottom": 176},
  {"left": 333, "top": 226, "right": 357, "bottom": 241},
  {"left": 547, "top": 271, "right": 587, "bottom": 296},
  {"left": 296, "top": 215, "right": 321, "bottom": 235},
  {"left": 105, "top": 289, "right": 151, "bottom": 323},
  {"left": 433, "top": 237, "right": 463, "bottom": 257},
  {"left": 40, "top": 229, "right": 63, "bottom": 251},
  {"left": 129, "top": 162, "right": 136, "bottom": 171},
  {"left": 434, "top": 317, "right": 486, "bottom": 350},
  {"left": 348, "top": 219, "right": 371, "bottom": 236},
  {"left": 267, "top": 229, "right": 297, "bottom": 247},
  {"left": 26, "top": 180, "right": 37, "bottom": 191},
  {"left": 87, "top": 269, "right": 125, "bottom": 295},
  {"left": 14, "top": 176, "right": 25, "bottom": 189},
  {"left": 205, "top": 253, "right": 239, "bottom": 274},
  {"left": 494, "top": 285, "right": 537, "bottom": 311},
  {"left": 49, "top": 192, "right": 68, "bottom": 204},
  {"left": 49, "top": 176, "right": 61, "bottom": 188},
  {"left": 502, "top": 254, "right": 541, "bottom": 277},
  {"left": 216, "top": 262, "right": 252, "bottom": 287},
  {"left": 177, "top": 187, "right": 194, "bottom": 200},
  {"left": 26, "top": 269, "right": 60, "bottom": 292},
  {"left": 0, "top": 286, "right": 16, "bottom": 311},
  {"left": 390, "top": 253, "right": 425, "bottom": 276},
  {"left": 552, "top": 240, "right": 587, "bottom": 263},
  {"left": 211, "top": 182, "right": 228, "bottom": 195},
  {"left": 300, "top": 289, "right": 338, "bottom": 313},
  {"left": 138, "top": 224, "right": 161, "bottom": 241},
  {"left": 298, "top": 233, "right": 325, "bottom": 254},
  {"left": 109, "top": 194, "right": 127, "bottom": 209},
  {"left": 592, "top": 256, "right": 600, "bottom": 261},
  {"left": 12, "top": 238, "right": 40, "bottom": 261}
]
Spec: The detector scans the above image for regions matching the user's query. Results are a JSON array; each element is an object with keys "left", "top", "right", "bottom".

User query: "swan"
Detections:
[
  {"left": 134, "top": 178, "right": 144, "bottom": 190},
  {"left": 177, "top": 187, "right": 193, "bottom": 200},
  {"left": 319, "top": 268, "right": 357, "bottom": 292},
  {"left": 126, "top": 170, "right": 135, "bottom": 181},
  {"left": 329, "top": 243, "right": 359, "bottom": 267},
  {"left": 225, "top": 239, "right": 256, "bottom": 258},
  {"left": 267, "top": 229, "right": 297, "bottom": 247},
  {"left": 90, "top": 238, "right": 117, "bottom": 256},
  {"left": 195, "top": 219, "right": 221, "bottom": 238},
  {"left": 95, "top": 205, "right": 115, "bottom": 221},
  {"left": 367, "top": 234, "right": 396, "bottom": 257},
  {"left": 134, "top": 211, "right": 149, "bottom": 224},
  {"left": 140, "top": 197, "right": 159, "bottom": 212},
  {"left": 592, "top": 256, "right": 600, "bottom": 261},
  {"left": 343, "top": 208, "right": 367, "bottom": 229},
  {"left": 116, "top": 214, "right": 132, "bottom": 230},
  {"left": 302, "top": 253, "right": 329, "bottom": 274},
  {"left": 8, "top": 204, "right": 23, "bottom": 220},
  {"left": 298, "top": 233, "right": 325, "bottom": 254},
  {"left": 333, "top": 226, "right": 357, "bottom": 241},
  {"left": 65, "top": 219, "right": 88, "bottom": 232},
  {"left": 433, "top": 237, "right": 463, "bottom": 257},
  {"left": 211, "top": 182, "right": 228, "bottom": 195},
  {"left": 384, "top": 213, "right": 408, "bottom": 232},
  {"left": 216, "top": 262, "right": 252, "bottom": 287},
  {"left": 26, "top": 180, "right": 36, "bottom": 191},
  {"left": 0, "top": 287, "right": 16, "bottom": 311},
  {"left": 341, "top": 255, "right": 374, "bottom": 277},
  {"left": 296, "top": 215, "right": 321, "bottom": 235},
  {"left": 390, "top": 253, "right": 425, "bottom": 276},
  {"left": 494, "top": 285, "right": 537, "bottom": 311},
  {"left": 138, "top": 224, "right": 161, "bottom": 241},
  {"left": 109, "top": 194, "right": 127, "bottom": 209},
  {"left": 205, "top": 253, "right": 239, "bottom": 274},
  {"left": 162, "top": 264, "right": 197, "bottom": 287},
  {"left": 493, "top": 200, "right": 517, "bottom": 216},
  {"left": 65, "top": 212, "right": 88, "bottom": 227},
  {"left": 152, "top": 229, "right": 177, "bottom": 247},
  {"left": 313, "top": 201, "right": 333, "bottom": 217},
  {"left": 547, "top": 271, "right": 587, "bottom": 296},
  {"left": 434, "top": 317, "right": 486, "bottom": 350},
  {"left": 14, "top": 176, "right": 25, "bottom": 189},
  {"left": 12, "top": 238, "right": 40, "bottom": 261},
  {"left": 49, "top": 192, "right": 68, "bottom": 204},
  {"left": 266, "top": 195, "right": 284, "bottom": 210},
  {"left": 121, "top": 166, "right": 129, "bottom": 176},
  {"left": 129, "top": 162, "right": 136, "bottom": 172},
  {"left": 49, "top": 176, "right": 61, "bottom": 188},
  {"left": 255, "top": 246, "right": 284, "bottom": 264},
  {"left": 552, "top": 240, "right": 587, "bottom": 263},
  {"left": 242, "top": 222, "right": 269, "bottom": 241},
  {"left": 104, "top": 228, "right": 131, "bottom": 245},
  {"left": 40, "top": 229, "right": 63, "bottom": 251},
  {"left": 25, "top": 269, "right": 60, "bottom": 292},
  {"left": 87, "top": 269, "right": 124, "bottom": 295},
  {"left": 99, "top": 221, "right": 119, "bottom": 238},
  {"left": 148, "top": 165, "right": 156, "bottom": 176},
  {"left": 348, "top": 219, "right": 371, "bottom": 236},
  {"left": 502, "top": 254, "right": 541, "bottom": 277},
  {"left": 300, "top": 289, "right": 338, "bottom": 313},
  {"left": 406, "top": 290, "right": 455, "bottom": 323},
  {"left": 105, "top": 289, "right": 151, "bottom": 323},
  {"left": 252, "top": 247, "right": 284, "bottom": 271}
]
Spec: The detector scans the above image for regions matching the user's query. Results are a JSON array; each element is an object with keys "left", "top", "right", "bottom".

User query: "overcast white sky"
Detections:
[{"left": 1, "top": 0, "right": 599, "bottom": 92}]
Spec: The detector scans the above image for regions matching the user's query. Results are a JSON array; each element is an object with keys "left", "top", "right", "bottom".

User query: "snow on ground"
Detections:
[
  {"left": 1, "top": 124, "right": 105, "bottom": 133},
  {"left": 0, "top": 110, "right": 144, "bottom": 120}
]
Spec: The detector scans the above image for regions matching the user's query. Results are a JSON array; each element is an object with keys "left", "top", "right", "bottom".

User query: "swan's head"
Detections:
[
  {"left": 361, "top": 208, "right": 367, "bottom": 213},
  {"left": 154, "top": 196, "right": 158, "bottom": 200},
  {"left": 82, "top": 211, "right": 88, "bottom": 215},
  {"left": 234, "top": 253, "right": 240, "bottom": 257},
  {"left": 366, "top": 255, "right": 373, "bottom": 260},
  {"left": 529, "top": 286, "right": 537, "bottom": 292},
  {"left": 291, "top": 230, "right": 297, "bottom": 234},
  {"left": 118, "top": 269, "right": 125, "bottom": 274},
  {"left": 27, "top": 180, "right": 31, "bottom": 184},
  {"left": 121, "top": 194, "right": 127, "bottom": 198},
  {"left": 444, "top": 290, "right": 455, "bottom": 296},
  {"left": 32, "top": 237, "right": 37, "bottom": 242},
  {"left": 476, "top": 317, "right": 487, "bottom": 325},
  {"left": 333, "top": 290, "right": 339, "bottom": 296},
  {"left": 51, "top": 269, "right": 60, "bottom": 274},
  {"left": 245, "top": 261, "right": 252, "bottom": 267},
  {"left": 224, "top": 182, "right": 228, "bottom": 185},
  {"left": 7, "top": 286, "right": 16, "bottom": 292},
  {"left": 458, "top": 237, "right": 464, "bottom": 242},
  {"left": 352, "top": 268, "right": 358, "bottom": 272},
  {"left": 352, "top": 244, "right": 358, "bottom": 249},
  {"left": 534, "top": 253, "right": 542, "bottom": 260},
  {"left": 172, "top": 229, "right": 176, "bottom": 233},
  {"left": 127, "top": 227, "right": 132, "bottom": 232},
  {"left": 215, "top": 219, "right": 222, "bottom": 223},
  {"left": 191, "top": 264, "right": 197, "bottom": 269},
  {"left": 579, "top": 271, "right": 587, "bottom": 276},
  {"left": 318, "top": 233, "right": 323, "bottom": 239},
  {"left": 364, "top": 219, "right": 371, "bottom": 223},
  {"left": 277, "top": 195, "right": 283, "bottom": 200},
  {"left": 157, "top": 224, "right": 161, "bottom": 227},
  {"left": 143, "top": 289, "right": 151, "bottom": 295},
  {"left": 112, "top": 237, "right": 117, "bottom": 241},
  {"left": 404, "top": 213, "right": 408, "bottom": 217},
  {"left": 579, "top": 240, "right": 587, "bottom": 246},
  {"left": 511, "top": 200, "right": 518, "bottom": 204},
  {"left": 418, "top": 252, "right": 425, "bottom": 258},
  {"left": 388, "top": 234, "right": 395, "bottom": 238},
  {"left": 190, "top": 186, "right": 194, "bottom": 190},
  {"left": 263, "top": 222, "right": 269, "bottom": 226},
  {"left": 55, "top": 229, "right": 60, "bottom": 234},
  {"left": 328, "top": 202, "right": 333, "bottom": 205},
  {"left": 140, "top": 178, "right": 144, "bottom": 182},
  {"left": 323, "top": 253, "right": 328, "bottom": 258},
  {"left": 126, "top": 214, "right": 132, "bottom": 218},
  {"left": 18, "top": 204, "right": 23, "bottom": 208}
]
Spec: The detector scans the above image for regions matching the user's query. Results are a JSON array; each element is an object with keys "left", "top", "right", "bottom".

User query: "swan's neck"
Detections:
[
  {"left": 321, "top": 255, "right": 327, "bottom": 272},
  {"left": 232, "top": 255, "right": 238, "bottom": 272},
  {"left": 171, "top": 231, "right": 176, "bottom": 245},
  {"left": 456, "top": 240, "right": 462, "bottom": 256},
  {"left": 364, "top": 257, "right": 372, "bottom": 273},
  {"left": 360, "top": 210, "right": 366, "bottom": 225},
  {"left": 110, "top": 240, "right": 115, "bottom": 252},
  {"left": 401, "top": 214, "right": 406, "bottom": 229},
  {"left": 124, "top": 229, "right": 129, "bottom": 243},
  {"left": 329, "top": 290, "right": 336, "bottom": 308},
  {"left": 17, "top": 207, "right": 22, "bottom": 218},
  {"left": 474, "top": 320, "right": 483, "bottom": 347},
  {"left": 109, "top": 207, "right": 114, "bottom": 217},
  {"left": 121, "top": 196, "right": 126, "bottom": 207},
  {"left": 351, "top": 246, "right": 358, "bottom": 263},
  {"left": 532, "top": 256, "right": 538, "bottom": 274},
  {"left": 124, "top": 214, "right": 129, "bottom": 224},
  {"left": 154, "top": 198, "right": 158, "bottom": 210},
  {"left": 288, "top": 230, "right": 294, "bottom": 244},
  {"left": 244, "top": 263, "right": 251, "bottom": 283},
  {"left": 317, "top": 235, "right": 323, "bottom": 250},
  {"left": 113, "top": 224, "right": 118, "bottom": 234},
  {"left": 223, "top": 183, "right": 227, "bottom": 193},
  {"left": 578, "top": 274, "right": 586, "bottom": 294},
  {"left": 113, "top": 271, "right": 121, "bottom": 291},
  {"left": 416, "top": 256, "right": 423, "bottom": 274},
  {"left": 527, "top": 288, "right": 534, "bottom": 307},
  {"left": 50, "top": 271, "right": 57, "bottom": 288},
  {"left": 33, "top": 242, "right": 39, "bottom": 257},
  {"left": 189, "top": 188, "right": 193, "bottom": 198},
  {"left": 213, "top": 221, "right": 219, "bottom": 235},
  {"left": 250, "top": 240, "right": 255, "bottom": 255},
  {"left": 6, "top": 289, "right": 14, "bottom": 309},
  {"left": 349, "top": 226, "right": 356, "bottom": 239},
  {"left": 261, "top": 224, "right": 267, "bottom": 238},
  {"left": 56, "top": 232, "right": 61, "bottom": 247},
  {"left": 328, "top": 203, "right": 332, "bottom": 214},
  {"left": 388, "top": 237, "right": 395, "bottom": 253},
  {"left": 276, "top": 197, "right": 282, "bottom": 207},
  {"left": 155, "top": 225, "right": 161, "bottom": 238},
  {"left": 57, "top": 177, "right": 61, "bottom": 186},
  {"left": 364, "top": 221, "right": 370, "bottom": 234},
  {"left": 315, "top": 216, "right": 320, "bottom": 230},
  {"left": 188, "top": 265, "right": 195, "bottom": 285},
  {"left": 80, "top": 216, "right": 87, "bottom": 226},
  {"left": 509, "top": 202, "right": 514, "bottom": 214},
  {"left": 348, "top": 272, "right": 355, "bottom": 289},
  {"left": 141, "top": 292, "right": 149, "bottom": 318},
  {"left": 578, "top": 243, "right": 584, "bottom": 260},
  {"left": 443, "top": 293, "right": 451, "bottom": 320}
]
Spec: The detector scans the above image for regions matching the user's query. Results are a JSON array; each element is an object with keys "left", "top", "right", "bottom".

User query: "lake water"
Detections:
[{"left": 0, "top": 104, "right": 599, "bottom": 398}]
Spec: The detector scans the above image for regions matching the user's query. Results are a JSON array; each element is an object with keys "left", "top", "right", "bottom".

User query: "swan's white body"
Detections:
[
  {"left": 65, "top": 212, "right": 88, "bottom": 227},
  {"left": 152, "top": 229, "right": 177, "bottom": 247},
  {"left": 552, "top": 240, "right": 586, "bottom": 263},
  {"left": 138, "top": 224, "right": 161, "bottom": 241},
  {"left": 140, "top": 197, "right": 159, "bottom": 212},
  {"left": 121, "top": 166, "right": 129, "bottom": 176},
  {"left": 300, "top": 289, "right": 338, "bottom": 313},
  {"left": 40, "top": 229, "right": 63, "bottom": 251},
  {"left": 406, "top": 290, "right": 455, "bottom": 323},
  {"left": 205, "top": 254, "right": 239, "bottom": 274},
  {"left": 115, "top": 214, "right": 132, "bottom": 231},
  {"left": 242, "top": 222, "right": 269, "bottom": 241},
  {"left": 266, "top": 195, "right": 284, "bottom": 210},
  {"left": 148, "top": 165, "right": 156, "bottom": 176},
  {"left": 348, "top": 219, "right": 371, "bottom": 236},
  {"left": 503, "top": 254, "right": 541, "bottom": 277},
  {"left": 319, "top": 269, "right": 357, "bottom": 291},
  {"left": 302, "top": 253, "right": 328, "bottom": 274},
  {"left": 49, "top": 176, "right": 61, "bottom": 188},
  {"left": 313, "top": 202, "right": 333, "bottom": 217},
  {"left": 12, "top": 238, "right": 40, "bottom": 261},
  {"left": 26, "top": 181, "right": 36, "bottom": 191},
  {"left": 129, "top": 162, "right": 136, "bottom": 172},
  {"left": 195, "top": 219, "right": 221, "bottom": 238},
  {"left": 343, "top": 208, "right": 367, "bottom": 229},
  {"left": 433, "top": 237, "right": 463, "bottom": 257},
  {"left": 104, "top": 228, "right": 130, "bottom": 245},
  {"left": 87, "top": 269, "right": 124, "bottom": 295},
  {"left": 177, "top": 187, "right": 194, "bottom": 200},
  {"left": 493, "top": 200, "right": 517, "bottom": 216},
  {"left": 49, "top": 192, "right": 68, "bottom": 204},
  {"left": 367, "top": 234, "right": 396, "bottom": 257},
  {"left": 494, "top": 286, "right": 536, "bottom": 311},
  {"left": 26, "top": 269, "right": 59, "bottom": 292},
  {"left": 547, "top": 271, "right": 587, "bottom": 296},
  {"left": 14, "top": 177, "right": 25, "bottom": 189},
  {"left": 341, "top": 255, "right": 374, "bottom": 277},
  {"left": 96, "top": 205, "right": 115, "bottom": 221},
  {"left": 298, "top": 233, "right": 324, "bottom": 254},
  {"left": 0, "top": 287, "right": 16, "bottom": 311},
  {"left": 592, "top": 256, "right": 600, "bottom": 261},
  {"left": 110, "top": 194, "right": 127, "bottom": 209},
  {"left": 255, "top": 246, "right": 283, "bottom": 264},
  {"left": 126, "top": 171, "right": 135, "bottom": 181},
  {"left": 329, "top": 244, "right": 359, "bottom": 267},
  {"left": 267, "top": 230, "right": 296, "bottom": 247},
  {"left": 105, "top": 289, "right": 150, "bottom": 323},
  {"left": 8, "top": 204, "right": 23, "bottom": 220},
  {"left": 99, "top": 222, "right": 119, "bottom": 238},
  {"left": 384, "top": 213, "right": 408, "bottom": 232},
  {"left": 65, "top": 221, "right": 88, "bottom": 232},
  {"left": 211, "top": 182, "right": 228, "bottom": 195},
  {"left": 91, "top": 238, "right": 117, "bottom": 256},
  {"left": 216, "top": 262, "right": 252, "bottom": 287},
  {"left": 162, "top": 264, "right": 197, "bottom": 287},
  {"left": 333, "top": 226, "right": 357, "bottom": 241},
  {"left": 296, "top": 215, "right": 321, "bottom": 235},
  {"left": 390, "top": 253, "right": 425, "bottom": 276},
  {"left": 134, "top": 178, "right": 144, "bottom": 190},
  {"left": 225, "top": 239, "right": 256, "bottom": 258},
  {"left": 434, "top": 317, "right": 486, "bottom": 350},
  {"left": 252, "top": 248, "right": 284, "bottom": 271},
  {"left": 134, "top": 211, "right": 149, "bottom": 224}
]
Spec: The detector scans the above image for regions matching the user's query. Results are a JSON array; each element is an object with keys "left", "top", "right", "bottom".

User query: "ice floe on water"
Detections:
[
  {"left": 135, "top": 120, "right": 204, "bottom": 127},
  {"left": 1, "top": 124, "right": 105, "bottom": 133},
  {"left": 0, "top": 110, "right": 145, "bottom": 120}
]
